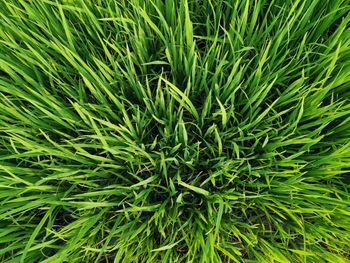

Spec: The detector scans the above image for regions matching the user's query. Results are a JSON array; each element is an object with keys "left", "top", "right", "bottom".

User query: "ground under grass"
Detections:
[{"left": 0, "top": 0, "right": 350, "bottom": 262}]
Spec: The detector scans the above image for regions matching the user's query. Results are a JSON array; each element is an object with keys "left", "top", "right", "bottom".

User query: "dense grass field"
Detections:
[{"left": 0, "top": 0, "right": 350, "bottom": 262}]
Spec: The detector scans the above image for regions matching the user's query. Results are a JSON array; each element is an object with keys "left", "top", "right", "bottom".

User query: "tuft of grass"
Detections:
[{"left": 0, "top": 0, "right": 350, "bottom": 262}]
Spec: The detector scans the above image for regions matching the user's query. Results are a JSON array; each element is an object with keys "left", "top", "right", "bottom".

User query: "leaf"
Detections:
[{"left": 178, "top": 181, "right": 209, "bottom": 196}]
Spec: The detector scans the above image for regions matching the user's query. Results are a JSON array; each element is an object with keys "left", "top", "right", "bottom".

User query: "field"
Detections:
[{"left": 0, "top": 0, "right": 350, "bottom": 262}]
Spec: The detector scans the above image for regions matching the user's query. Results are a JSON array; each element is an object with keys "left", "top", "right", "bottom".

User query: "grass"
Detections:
[{"left": 0, "top": 0, "right": 350, "bottom": 262}]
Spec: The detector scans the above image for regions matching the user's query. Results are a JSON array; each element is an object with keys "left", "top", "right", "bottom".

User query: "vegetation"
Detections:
[{"left": 0, "top": 0, "right": 350, "bottom": 262}]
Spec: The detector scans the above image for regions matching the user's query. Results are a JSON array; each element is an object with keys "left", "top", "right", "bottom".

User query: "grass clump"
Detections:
[{"left": 1, "top": 0, "right": 350, "bottom": 262}]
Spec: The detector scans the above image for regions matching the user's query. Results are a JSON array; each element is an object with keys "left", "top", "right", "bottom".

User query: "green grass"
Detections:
[{"left": 0, "top": 0, "right": 350, "bottom": 262}]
